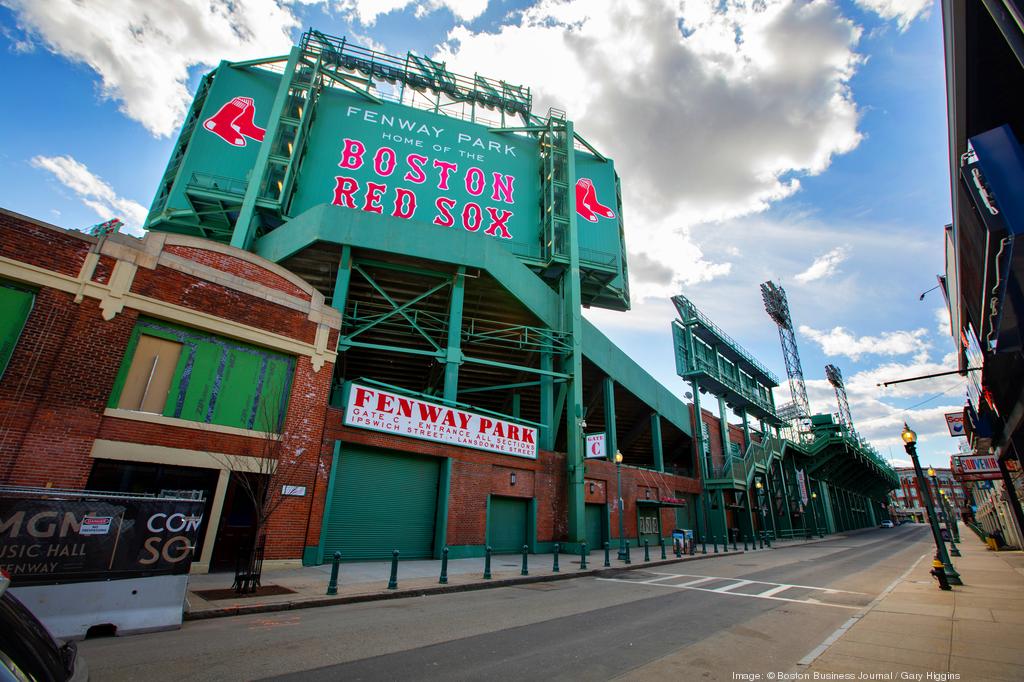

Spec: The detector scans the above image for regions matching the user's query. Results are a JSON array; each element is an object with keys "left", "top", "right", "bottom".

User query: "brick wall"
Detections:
[
  {"left": 313, "top": 412, "right": 701, "bottom": 549},
  {"left": 0, "top": 211, "right": 336, "bottom": 563}
]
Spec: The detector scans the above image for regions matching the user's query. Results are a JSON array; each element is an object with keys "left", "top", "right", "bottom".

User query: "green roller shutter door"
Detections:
[
  {"left": 585, "top": 503, "right": 605, "bottom": 548},
  {"left": 638, "top": 506, "right": 661, "bottom": 547},
  {"left": 323, "top": 446, "right": 440, "bottom": 560},
  {"left": 488, "top": 497, "right": 528, "bottom": 554}
]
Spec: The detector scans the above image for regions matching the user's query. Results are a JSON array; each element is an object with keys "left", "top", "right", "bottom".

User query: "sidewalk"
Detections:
[
  {"left": 183, "top": 532, "right": 841, "bottom": 620},
  {"left": 802, "top": 526, "right": 1024, "bottom": 680}
]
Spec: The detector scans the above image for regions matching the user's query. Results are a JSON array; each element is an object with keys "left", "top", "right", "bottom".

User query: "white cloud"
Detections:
[
  {"left": 31, "top": 155, "right": 148, "bottom": 235},
  {"left": 336, "top": 0, "right": 488, "bottom": 25},
  {"left": 800, "top": 325, "right": 930, "bottom": 361},
  {"left": 794, "top": 246, "right": 849, "bottom": 283},
  {"left": 934, "top": 306, "right": 952, "bottom": 339},
  {"left": 436, "top": 0, "right": 866, "bottom": 299},
  {"left": 3, "top": 0, "right": 299, "bottom": 136},
  {"left": 853, "top": 0, "right": 932, "bottom": 31}
]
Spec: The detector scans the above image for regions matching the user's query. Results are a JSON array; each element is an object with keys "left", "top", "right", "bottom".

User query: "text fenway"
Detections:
[{"left": 344, "top": 384, "right": 538, "bottom": 458}]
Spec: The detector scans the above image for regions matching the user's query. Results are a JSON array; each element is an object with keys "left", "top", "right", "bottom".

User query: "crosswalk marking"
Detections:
[
  {"left": 596, "top": 572, "right": 866, "bottom": 610},
  {"left": 711, "top": 579, "right": 754, "bottom": 593}
]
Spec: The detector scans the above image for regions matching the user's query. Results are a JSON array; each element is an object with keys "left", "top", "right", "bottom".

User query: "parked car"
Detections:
[
  {"left": 0, "top": 570, "right": 88, "bottom": 681},
  {"left": 881, "top": 520, "right": 895, "bottom": 528}
]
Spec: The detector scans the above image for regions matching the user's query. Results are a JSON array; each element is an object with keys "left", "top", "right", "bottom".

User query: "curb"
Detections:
[{"left": 184, "top": 550, "right": 744, "bottom": 621}]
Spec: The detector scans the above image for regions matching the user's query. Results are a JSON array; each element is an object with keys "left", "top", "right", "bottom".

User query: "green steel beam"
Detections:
[
  {"left": 232, "top": 46, "right": 301, "bottom": 250},
  {"left": 351, "top": 263, "right": 445, "bottom": 351},
  {"left": 603, "top": 377, "right": 617, "bottom": 460},
  {"left": 459, "top": 379, "right": 548, "bottom": 395},
  {"left": 651, "top": 414, "right": 664, "bottom": 473},
  {"left": 443, "top": 267, "right": 465, "bottom": 402},
  {"left": 463, "top": 354, "right": 570, "bottom": 379}
]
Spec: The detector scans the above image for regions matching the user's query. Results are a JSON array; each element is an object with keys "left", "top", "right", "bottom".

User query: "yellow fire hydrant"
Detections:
[{"left": 930, "top": 557, "right": 952, "bottom": 591}]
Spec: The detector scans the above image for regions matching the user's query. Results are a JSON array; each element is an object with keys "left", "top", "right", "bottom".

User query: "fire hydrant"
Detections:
[{"left": 930, "top": 557, "right": 952, "bottom": 591}]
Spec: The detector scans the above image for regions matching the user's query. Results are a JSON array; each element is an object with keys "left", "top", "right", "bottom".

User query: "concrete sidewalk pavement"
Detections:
[
  {"left": 183, "top": 533, "right": 835, "bottom": 620},
  {"left": 801, "top": 525, "right": 1024, "bottom": 681}
]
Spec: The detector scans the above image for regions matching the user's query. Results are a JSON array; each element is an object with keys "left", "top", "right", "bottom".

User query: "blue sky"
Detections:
[{"left": 0, "top": 0, "right": 963, "bottom": 467}]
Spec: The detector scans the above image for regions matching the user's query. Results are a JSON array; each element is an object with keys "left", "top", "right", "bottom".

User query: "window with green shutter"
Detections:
[
  {"left": 0, "top": 281, "right": 34, "bottom": 381},
  {"left": 109, "top": 318, "right": 295, "bottom": 431}
]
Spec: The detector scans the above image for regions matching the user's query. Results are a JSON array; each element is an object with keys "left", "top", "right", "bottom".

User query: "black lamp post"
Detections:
[
  {"left": 615, "top": 451, "right": 628, "bottom": 561},
  {"left": 940, "top": 490, "right": 962, "bottom": 557},
  {"left": 755, "top": 479, "right": 767, "bottom": 548},
  {"left": 902, "top": 424, "right": 961, "bottom": 585},
  {"left": 810, "top": 490, "right": 823, "bottom": 537}
]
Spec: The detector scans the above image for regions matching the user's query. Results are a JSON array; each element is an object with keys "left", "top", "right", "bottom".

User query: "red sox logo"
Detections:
[
  {"left": 574, "top": 178, "right": 616, "bottom": 223},
  {"left": 203, "top": 96, "right": 266, "bottom": 147}
]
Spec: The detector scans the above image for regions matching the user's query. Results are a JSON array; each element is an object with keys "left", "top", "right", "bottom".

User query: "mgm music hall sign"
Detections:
[
  {"left": 343, "top": 383, "right": 538, "bottom": 459},
  {"left": 0, "top": 494, "right": 204, "bottom": 585}
]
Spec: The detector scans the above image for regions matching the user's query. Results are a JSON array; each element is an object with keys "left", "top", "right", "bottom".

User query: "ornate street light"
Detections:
[
  {"left": 940, "top": 490, "right": 962, "bottom": 557},
  {"left": 615, "top": 451, "right": 628, "bottom": 561},
  {"left": 902, "top": 425, "right": 961, "bottom": 585}
]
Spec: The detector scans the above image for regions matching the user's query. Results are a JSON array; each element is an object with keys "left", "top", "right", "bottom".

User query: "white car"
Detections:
[{"left": 881, "top": 520, "right": 895, "bottom": 528}]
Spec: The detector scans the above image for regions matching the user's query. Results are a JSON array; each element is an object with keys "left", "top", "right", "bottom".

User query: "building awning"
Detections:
[{"left": 637, "top": 498, "right": 688, "bottom": 508}]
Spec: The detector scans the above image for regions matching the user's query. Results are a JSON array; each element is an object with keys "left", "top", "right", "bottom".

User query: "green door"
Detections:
[
  {"left": 322, "top": 446, "right": 440, "bottom": 560},
  {"left": 585, "top": 503, "right": 605, "bottom": 549},
  {"left": 637, "top": 506, "right": 661, "bottom": 548},
  {"left": 488, "top": 496, "right": 529, "bottom": 554}
]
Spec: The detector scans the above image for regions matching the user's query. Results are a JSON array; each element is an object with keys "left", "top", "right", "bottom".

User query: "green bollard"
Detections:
[
  {"left": 624, "top": 540, "right": 631, "bottom": 564},
  {"left": 644, "top": 539, "right": 650, "bottom": 562},
  {"left": 732, "top": 534, "right": 737, "bottom": 551},
  {"left": 660, "top": 538, "right": 667, "bottom": 560},
  {"left": 483, "top": 545, "right": 492, "bottom": 580},
  {"left": 744, "top": 536, "right": 749, "bottom": 551},
  {"left": 950, "top": 538, "right": 961, "bottom": 557},
  {"left": 387, "top": 549, "right": 399, "bottom": 590},
  {"left": 603, "top": 541, "right": 611, "bottom": 567},
  {"left": 675, "top": 539, "right": 682, "bottom": 558},
  {"left": 701, "top": 537, "right": 707, "bottom": 554},
  {"left": 713, "top": 536, "right": 719, "bottom": 553},
  {"left": 439, "top": 546, "right": 449, "bottom": 584},
  {"left": 759, "top": 531, "right": 765, "bottom": 549},
  {"left": 553, "top": 543, "right": 560, "bottom": 572},
  {"left": 326, "top": 551, "right": 341, "bottom": 595},
  {"left": 521, "top": 545, "right": 529, "bottom": 576},
  {"left": 580, "top": 542, "right": 588, "bottom": 570}
]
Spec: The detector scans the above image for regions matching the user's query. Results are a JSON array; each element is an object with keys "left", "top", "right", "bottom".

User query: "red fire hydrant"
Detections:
[{"left": 930, "top": 557, "right": 951, "bottom": 591}]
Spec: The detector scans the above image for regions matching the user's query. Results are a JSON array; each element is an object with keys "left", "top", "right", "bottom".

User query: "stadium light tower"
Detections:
[
  {"left": 760, "top": 281, "right": 811, "bottom": 420},
  {"left": 824, "top": 364, "right": 853, "bottom": 430}
]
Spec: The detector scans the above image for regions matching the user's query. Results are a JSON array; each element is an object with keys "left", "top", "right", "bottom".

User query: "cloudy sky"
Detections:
[{"left": 0, "top": 0, "right": 963, "bottom": 467}]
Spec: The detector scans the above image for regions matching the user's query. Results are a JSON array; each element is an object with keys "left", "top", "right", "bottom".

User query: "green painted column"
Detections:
[
  {"left": 740, "top": 409, "right": 751, "bottom": 451},
  {"left": 867, "top": 496, "right": 878, "bottom": 526},
  {"left": 651, "top": 414, "right": 664, "bottom": 473},
  {"left": 603, "top": 377, "right": 617, "bottom": 461},
  {"left": 442, "top": 267, "right": 465, "bottom": 403},
  {"left": 774, "top": 459, "right": 794, "bottom": 535},
  {"left": 331, "top": 245, "right": 353, "bottom": 316},
  {"left": 820, "top": 481, "right": 837, "bottom": 534},
  {"left": 232, "top": 46, "right": 301, "bottom": 250},
  {"left": 512, "top": 392, "right": 521, "bottom": 420},
  {"left": 692, "top": 376, "right": 713, "bottom": 545},
  {"left": 563, "top": 119, "right": 585, "bottom": 544},
  {"left": 540, "top": 345, "right": 554, "bottom": 451},
  {"left": 717, "top": 396, "right": 731, "bottom": 461},
  {"left": 433, "top": 458, "right": 452, "bottom": 558}
]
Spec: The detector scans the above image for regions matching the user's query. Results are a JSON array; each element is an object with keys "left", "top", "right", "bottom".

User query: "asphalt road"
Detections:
[{"left": 79, "top": 525, "right": 933, "bottom": 682}]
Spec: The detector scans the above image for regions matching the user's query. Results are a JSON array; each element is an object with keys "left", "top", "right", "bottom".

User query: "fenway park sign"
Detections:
[{"left": 344, "top": 384, "right": 538, "bottom": 459}]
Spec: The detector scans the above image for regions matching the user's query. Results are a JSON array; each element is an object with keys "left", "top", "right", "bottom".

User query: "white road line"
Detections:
[
  {"left": 641, "top": 572, "right": 866, "bottom": 595},
  {"left": 712, "top": 580, "right": 754, "bottom": 593},
  {"left": 754, "top": 584, "right": 792, "bottom": 598},
  {"left": 596, "top": 578, "right": 862, "bottom": 610},
  {"left": 795, "top": 552, "right": 929, "bottom": 667},
  {"left": 671, "top": 576, "right": 720, "bottom": 587},
  {"left": 638, "top": 575, "right": 687, "bottom": 585}
]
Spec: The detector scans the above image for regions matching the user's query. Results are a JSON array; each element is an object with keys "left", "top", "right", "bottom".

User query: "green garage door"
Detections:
[
  {"left": 638, "top": 506, "right": 661, "bottom": 548},
  {"left": 585, "top": 503, "right": 605, "bottom": 549},
  {"left": 323, "top": 446, "right": 440, "bottom": 560},
  {"left": 488, "top": 496, "right": 529, "bottom": 554}
]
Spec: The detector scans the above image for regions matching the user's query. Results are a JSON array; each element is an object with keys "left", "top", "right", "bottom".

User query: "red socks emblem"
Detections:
[
  {"left": 575, "top": 178, "right": 616, "bottom": 223},
  {"left": 203, "top": 96, "right": 266, "bottom": 147}
]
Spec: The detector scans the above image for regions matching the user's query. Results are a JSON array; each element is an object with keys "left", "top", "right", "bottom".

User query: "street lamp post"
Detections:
[
  {"left": 615, "top": 451, "right": 628, "bottom": 561},
  {"left": 755, "top": 479, "right": 767, "bottom": 548},
  {"left": 902, "top": 425, "right": 961, "bottom": 585},
  {"left": 940, "top": 490, "right": 962, "bottom": 557},
  {"left": 810, "top": 490, "right": 823, "bottom": 538}
]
